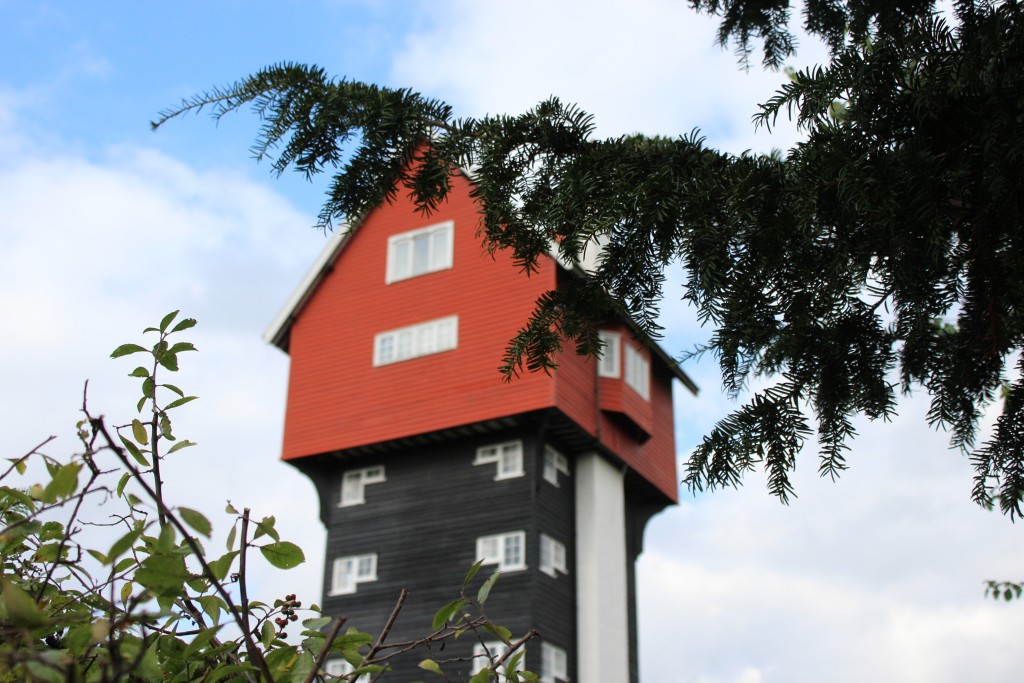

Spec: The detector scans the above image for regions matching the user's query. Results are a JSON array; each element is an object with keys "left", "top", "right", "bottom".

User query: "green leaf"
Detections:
[
  {"left": 184, "top": 624, "right": 222, "bottom": 659},
  {"left": 259, "top": 541, "right": 305, "bottom": 569},
  {"left": 159, "top": 412, "right": 174, "bottom": 440},
  {"left": 35, "top": 542, "right": 62, "bottom": 562},
  {"left": 210, "top": 551, "right": 239, "bottom": 581},
  {"left": 142, "top": 377, "right": 155, "bottom": 399},
  {"left": 197, "top": 595, "right": 223, "bottom": 625},
  {"left": 114, "top": 556, "right": 136, "bottom": 573},
  {"left": 167, "top": 439, "right": 197, "bottom": 454},
  {"left": 168, "top": 341, "right": 197, "bottom": 353},
  {"left": 482, "top": 622, "right": 512, "bottom": 644},
  {"left": 261, "top": 620, "right": 276, "bottom": 649},
  {"left": 43, "top": 461, "right": 81, "bottom": 501},
  {"left": 171, "top": 317, "right": 198, "bottom": 333},
  {"left": 254, "top": 516, "right": 279, "bottom": 541},
  {"left": 302, "top": 616, "right": 332, "bottom": 631},
  {"left": 226, "top": 524, "right": 237, "bottom": 551},
  {"left": 432, "top": 598, "right": 467, "bottom": 629},
  {"left": 116, "top": 471, "right": 131, "bottom": 497},
  {"left": 159, "top": 310, "right": 179, "bottom": 332},
  {"left": 86, "top": 548, "right": 108, "bottom": 565},
  {"left": 1, "top": 579, "right": 48, "bottom": 628},
  {"left": 225, "top": 502, "right": 239, "bottom": 514},
  {"left": 158, "top": 352, "right": 179, "bottom": 372},
  {"left": 108, "top": 528, "right": 143, "bottom": 563},
  {"left": 129, "top": 366, "right": 150, "bottom": 378},
  {"left": 119, "top": 435, "right": 150, "bottom": 467},
  {"left": 470, "top": 670, "right": 495, "bottom": 683},
  {"left": 135, "top": 554, "right": 189, "bottom": 593},
  {"left": 163, "top": 383, "right": 185, "bottom": 397},
  {"left": 179, "top": 507, "right": 212, "bottom": 537},
  {"left": 418, "top": 659, "right": 444, "bottom": 676},
  {"left": 121, "top": 581, "right": 133, "bottom": 605},
  {"left": 477, "top": 570, "right": 501, "bottom": 605},
  {"left": 111, "top": 343, "right": 148, "bottom": 358},
  {"left": 157, "top": 523, "right": 176, "bottom": 552},
  {"left": 165, "top": 395, "right": 198, "bottom": 410},
  {"left": 463, "top": 558, "right": 485, "bottom": 587},
  {"left": 131, "top": 419, "right": 149, "bottom": 446}
]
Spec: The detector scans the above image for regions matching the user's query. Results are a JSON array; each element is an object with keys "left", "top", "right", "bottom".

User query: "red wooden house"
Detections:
[{"left": 266, "top": 169, "right": 696, "bottom": 682}]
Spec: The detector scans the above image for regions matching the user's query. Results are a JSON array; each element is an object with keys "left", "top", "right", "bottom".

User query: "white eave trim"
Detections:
[{"left": 263, "top": 226, "right": 352, "bottom": 351}]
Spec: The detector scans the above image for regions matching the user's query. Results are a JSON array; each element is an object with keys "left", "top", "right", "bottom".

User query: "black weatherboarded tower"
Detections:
[{"left": 265, "top": 172, "right": 696, "bottom": 682}]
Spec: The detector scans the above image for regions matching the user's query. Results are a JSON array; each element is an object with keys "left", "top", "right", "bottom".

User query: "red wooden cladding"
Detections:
[{"left": 279, "top": 172, "right": 679, "bottom": 501}]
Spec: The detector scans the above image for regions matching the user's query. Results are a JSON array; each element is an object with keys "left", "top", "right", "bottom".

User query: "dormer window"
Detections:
[
  {"left": 598, "top": 329, "right": 650, "bottom": 400},
  {"left": 386, "top": 220, "right": 454, "bottom": 283}
]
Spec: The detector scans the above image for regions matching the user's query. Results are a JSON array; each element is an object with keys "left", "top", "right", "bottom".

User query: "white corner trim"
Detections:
[{"left": 575, "top": 452, "right": 629, "bottom": 683}]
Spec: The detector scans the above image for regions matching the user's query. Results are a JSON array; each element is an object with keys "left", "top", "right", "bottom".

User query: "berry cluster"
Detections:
[{"left": 273, "top": 594, "right": 301, "bottom": 638}]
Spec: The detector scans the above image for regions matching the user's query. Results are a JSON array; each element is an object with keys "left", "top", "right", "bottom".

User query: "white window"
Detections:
[
  {"left": 471, "top": 642, "right": 524, "bottom": 677},
  {"left": 598, "top": 330, "right": 621, "bottom": 378},
  {"left": 324, "top": 659, "right": 353, "bottom": 678},
  {"left": 339, "top": 465, "right": 386, "bottom": 507},
  {"left": 386, "top": 220, "right": 454, "bottom": 283},
  {"left": 330, "top": 554, "right": 378, "bottom": 595},
  {"left": 474, "top": 441, "right": 524, "bottom": 480},
  {"left": 623, "top": 344, "right": 650, "bottom": 399},
  {"left": 542, "top": 445, "right": 570, "bottom": 487},
  {"left": 373, "top": 316, "right": 458, "bottom": 366},
  {"left": 540, "top": 642, "right": 569, "bottom": 683},
  {"left": 476, "top": 531, "right": 526, "bottom": 571},
  {"left": 539, "top": 534, "right": 568, "bottom": 578}
]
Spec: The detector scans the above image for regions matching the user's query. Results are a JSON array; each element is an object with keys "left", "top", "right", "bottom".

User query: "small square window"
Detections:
[
  {"left": 543, "top": 446, "right": 570, "bottom": 487},
  {"left": 474, "top": 441, "right": 524, "bottom": 480},
  {"left": 539, "top": 534, "right": 568, "bottom": 578},
  {"left": 471, "top": 642, "right": 524, "bottom": 677},
  {"left": 339, "top": 466, "right": 386, "bottom": 507},
  {"left": 331, "top": 554, "right": 378, "bottom": 595},
  {"left": 476, "top": 531, "right": 526, "bottom": 571},
  {"left": 540, "top": 642, "right": 569, "bottom": 683}
]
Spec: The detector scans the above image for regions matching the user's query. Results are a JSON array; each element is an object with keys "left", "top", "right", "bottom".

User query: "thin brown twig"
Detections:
[{"left": 303, "top": 617, "right": 347, "bottom": 683}]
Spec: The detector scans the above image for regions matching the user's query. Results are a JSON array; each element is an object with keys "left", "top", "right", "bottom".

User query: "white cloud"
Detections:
[
  {"left": 0, "top": 99, "right": 329, "bottom": 620},
  {"left": 391, "top": 0, "right": 831, "bottom": 153}
]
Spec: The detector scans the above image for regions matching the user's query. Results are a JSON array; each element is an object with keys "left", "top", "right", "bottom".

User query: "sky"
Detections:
[{"left": 2, "top": 2, "right": 1023, "bottom": 682}]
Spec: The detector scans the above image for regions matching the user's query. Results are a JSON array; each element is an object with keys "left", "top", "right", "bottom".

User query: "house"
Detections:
[{"left": 265, "top": 168, "right": 697, "bottom": 682}]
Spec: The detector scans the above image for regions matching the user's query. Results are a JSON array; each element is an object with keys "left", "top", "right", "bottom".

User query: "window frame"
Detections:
[
  {"left": 540, "top": 642, "right": 569, "bottom": 683},
  {"left": 339, "top": 465, "right": 387, "bottom": 507},
  {"left": 539, "top": 533, "right": 568, "bottom": 578},
  {"left": 542, "top": 445, "right": 570, "bottom": 487},
  {"left": 385, "top": 220, "right": 454, "bottom": 284},
  {"left": 474, "top": 440, "right": 525, "bottom": 480},
  {"left": 623, "top": 343, "right": 650, "bottom": 400},
  {"left": 330, "top": 553, "right": 378, "bottom": 596},
  {"left": 475, "top": 531, "right": 527, "bottom": 572},
  {"left": 597, "top": 330, "right": 622, "bottom": 378},
  {"left": 373, "top": 316, "right": 458, "bottom": 366}
]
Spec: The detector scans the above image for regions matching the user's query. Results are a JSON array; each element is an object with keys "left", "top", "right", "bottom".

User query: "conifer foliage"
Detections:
[{"left": 155, "top": 1, "right": 1024, "bottom": 514}]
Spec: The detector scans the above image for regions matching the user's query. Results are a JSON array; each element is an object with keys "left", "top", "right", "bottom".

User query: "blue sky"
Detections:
[{"left": 3, "top": 3, "right": 1023, "bottom": 682}]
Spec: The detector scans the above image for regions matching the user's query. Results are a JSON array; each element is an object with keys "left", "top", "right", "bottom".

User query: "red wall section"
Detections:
[
  {"left": 279, "top": 171, "right": 678, "bottom": 501},
  {"left": 281, "top": 174, "right": 557, "bottom": 459}
]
